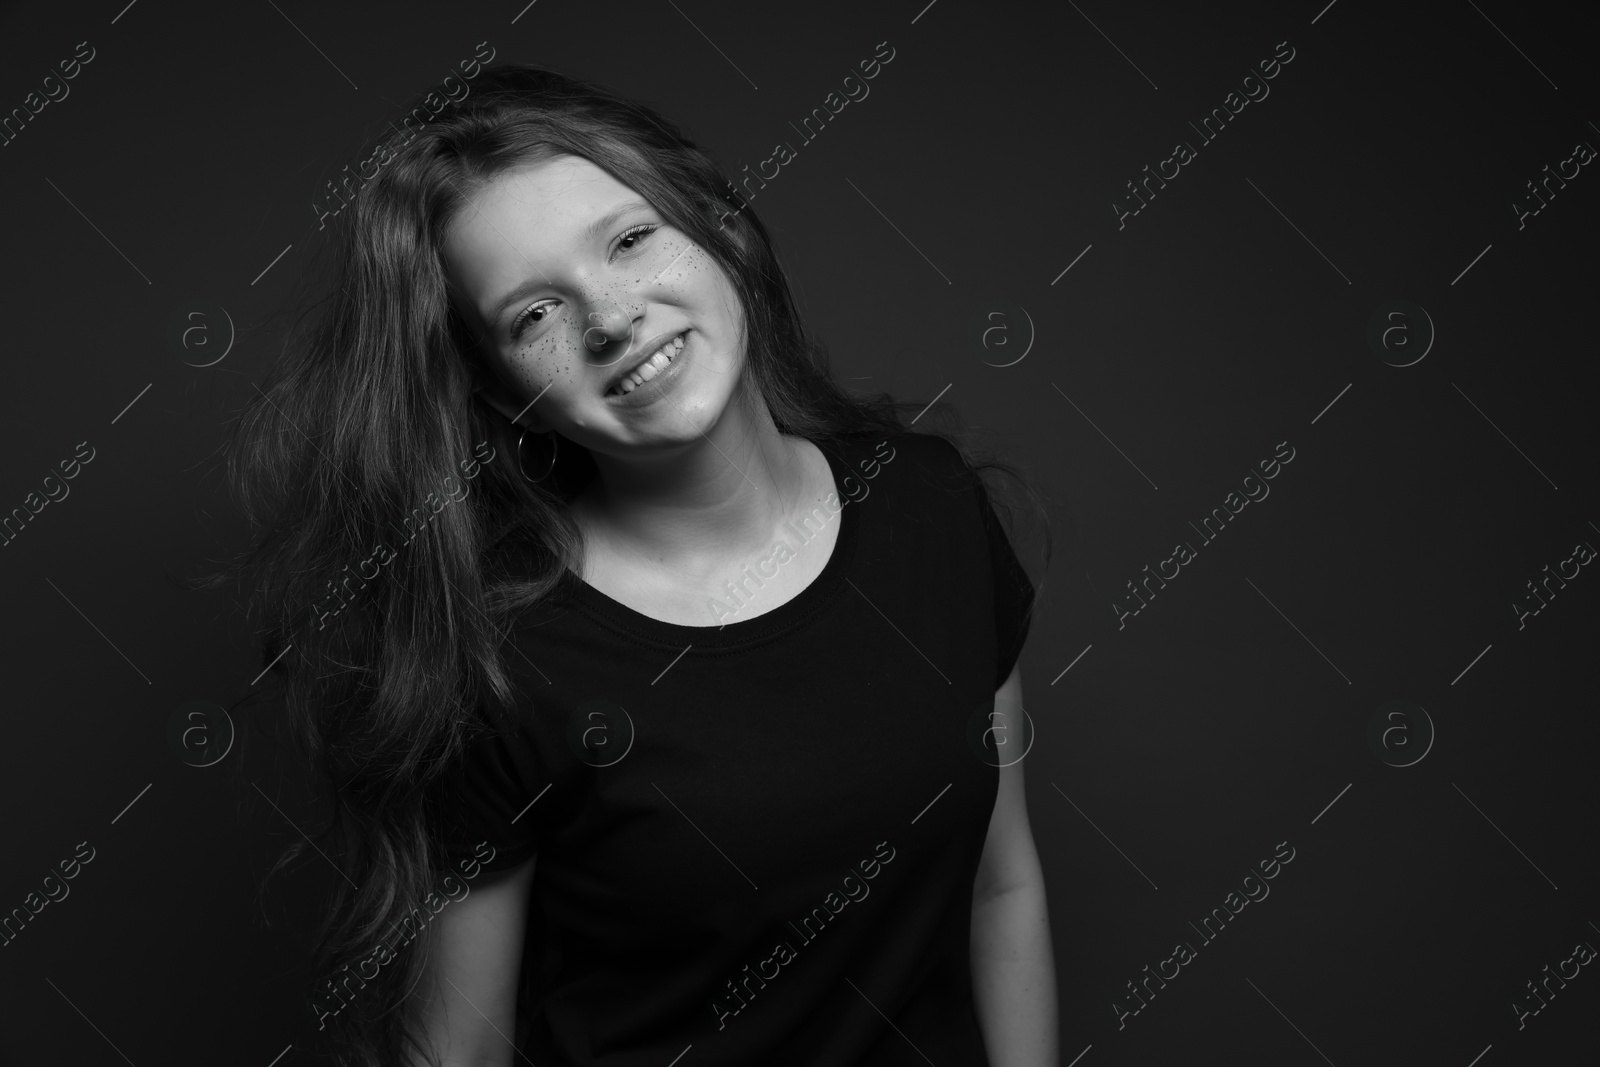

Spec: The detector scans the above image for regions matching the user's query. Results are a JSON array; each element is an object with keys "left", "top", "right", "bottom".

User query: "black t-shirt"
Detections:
[{"left": 436, "top": 429, "right": 1036, "bottom": 1066}]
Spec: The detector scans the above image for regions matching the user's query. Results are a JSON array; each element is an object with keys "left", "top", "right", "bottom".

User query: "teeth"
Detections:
[{"left": 610, "top": 334, "right": 685, "bottom": 395}]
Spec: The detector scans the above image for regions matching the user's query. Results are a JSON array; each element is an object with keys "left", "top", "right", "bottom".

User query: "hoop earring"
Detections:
[{"left": 516, "top": 428, "right": 558, "bottom": 483}]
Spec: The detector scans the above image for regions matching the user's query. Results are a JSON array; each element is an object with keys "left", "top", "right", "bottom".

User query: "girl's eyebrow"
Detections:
[{"left": 579, "top": 199, "right": 652, "bottom": 244}]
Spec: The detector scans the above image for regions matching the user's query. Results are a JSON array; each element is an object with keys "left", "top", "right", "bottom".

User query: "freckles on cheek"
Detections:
[
  {"left": 512, "top": 332, "right": 574, "bottom": 393},
  {"left": 646, "top": 238, "right": 700, "bottom": 284},
  {"left": 653, "top": 245, "right": 716, "bottom": 304}
]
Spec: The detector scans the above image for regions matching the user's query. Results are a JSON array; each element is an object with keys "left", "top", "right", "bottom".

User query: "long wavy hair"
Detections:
[{"left": 205, "top": 63, "right": 1053, "bottom": 1066}]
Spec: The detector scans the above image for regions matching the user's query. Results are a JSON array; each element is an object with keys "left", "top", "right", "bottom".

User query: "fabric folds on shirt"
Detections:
[{"left": 433, "top": 430, "right": 1037, "bottom": 1066}]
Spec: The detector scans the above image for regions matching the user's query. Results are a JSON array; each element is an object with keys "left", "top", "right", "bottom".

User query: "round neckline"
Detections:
[{"left": 559, "top": 438, "right": 860, "bottom": 648}]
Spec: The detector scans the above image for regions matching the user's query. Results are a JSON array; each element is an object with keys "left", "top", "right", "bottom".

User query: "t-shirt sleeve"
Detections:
[
  {"left": 972, "top": 466, "right": 1037, "bottom": 691},
  {"left": 433, "top": 713, "right": 550, "bottom": 877},
  {"left": 911, "top": 432, "right": 1037, "bottom": 691}
]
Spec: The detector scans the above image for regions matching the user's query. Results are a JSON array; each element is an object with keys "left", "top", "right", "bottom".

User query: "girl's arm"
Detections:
[
  {"left": 971, "top": 664, "right": 1060, "bottom": 1066},
  {"left": 408, "top": 851, "right": 537, "bottom": 1067}
]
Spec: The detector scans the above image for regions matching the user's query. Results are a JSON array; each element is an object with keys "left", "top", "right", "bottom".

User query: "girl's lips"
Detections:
[
  {"left": 604, "top": 331, "right": 690, "bottom": 407},
  {"left": 605, "top": 331, "right": 686, "bottom": 396}
]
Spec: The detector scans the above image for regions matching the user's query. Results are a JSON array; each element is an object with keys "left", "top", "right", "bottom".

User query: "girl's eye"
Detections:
[
  {"left": 615, "top": 224, "right": 658, "bottom": 254},
  {"left": 509, "top": 301, "right": 557, "bottom": 340}
]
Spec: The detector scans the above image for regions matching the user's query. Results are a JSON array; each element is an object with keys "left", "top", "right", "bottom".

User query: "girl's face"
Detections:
[{"left": 444, "top": 154, "right": 746, "bottom": 455}]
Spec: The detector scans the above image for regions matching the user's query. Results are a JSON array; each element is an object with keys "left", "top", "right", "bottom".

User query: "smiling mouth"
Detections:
[{"left": 605, "top": 332, "right": 687, "bottom": 397}]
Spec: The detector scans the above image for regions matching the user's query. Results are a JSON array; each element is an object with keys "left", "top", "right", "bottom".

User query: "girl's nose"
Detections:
[{"left": 583, "top": 303, "right": 633, "bottom": 352}]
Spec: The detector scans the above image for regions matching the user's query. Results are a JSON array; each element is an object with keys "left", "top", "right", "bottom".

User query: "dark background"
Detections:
[{"left": 2, "top": 1, "right": 1596, "bottom": 1064}]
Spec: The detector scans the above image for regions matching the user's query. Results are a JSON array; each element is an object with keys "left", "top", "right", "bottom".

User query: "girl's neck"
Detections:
[{"left": 571, "top": 397, "right": 819, "bottom": 571}]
